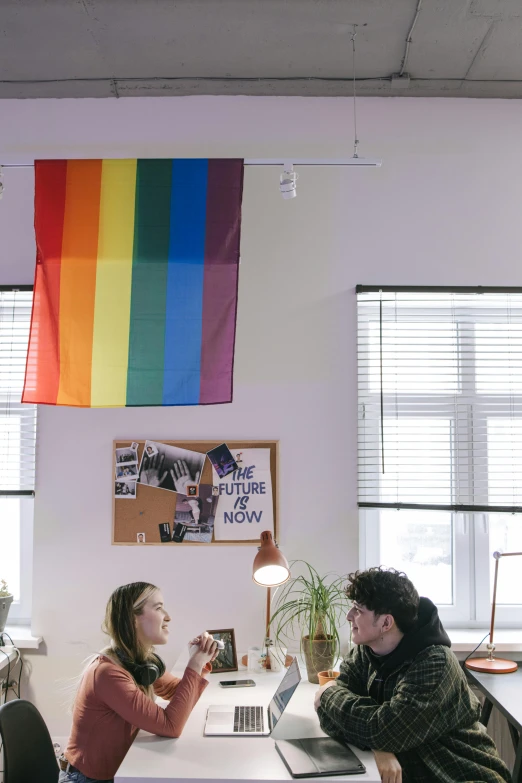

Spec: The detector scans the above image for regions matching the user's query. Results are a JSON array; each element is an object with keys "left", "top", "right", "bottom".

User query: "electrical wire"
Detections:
[
  {"left": 0, "top": 648, "right": 11, "bottom": 705},
  {"left": 463, "top": 633, "right": 490, "bottom": 665},
  {"left": 0, "top": 75, "right": 388, "bottom": 86},
  {"left": 15, "top": 654, "right": 24, "bottom": 699},
  {"left": 399, "top": 0, "right": 423, "bottom": 76},
  {"left": 0, "top": 632, "right": 22, "bottom": 701},
  {"left": 1, "top": 632, "right": 14, "bottom": 646},
  {"left": 351, "top": 28, "right": 359, "bottom": 158}
]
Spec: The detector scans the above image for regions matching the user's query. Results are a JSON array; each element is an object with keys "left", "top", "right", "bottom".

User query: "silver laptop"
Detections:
[{"left": 204, "top": 657, "right": 301, "bottom": 736}]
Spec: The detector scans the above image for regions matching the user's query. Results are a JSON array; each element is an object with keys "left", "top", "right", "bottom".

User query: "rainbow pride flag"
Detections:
[{"left": 22, "top": 159, "right": 244, "bottom": 407}]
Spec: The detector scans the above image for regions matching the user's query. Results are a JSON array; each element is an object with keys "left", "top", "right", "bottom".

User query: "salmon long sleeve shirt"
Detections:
[{"left": 64, "top": 655, "right": 210, "bottom": 780}]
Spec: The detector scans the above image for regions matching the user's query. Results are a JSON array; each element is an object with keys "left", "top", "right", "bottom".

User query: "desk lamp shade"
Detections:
[
  {"left": 465, "top": 550, "right": 519, "bottom": 674},
  {"left": 252, "top": 531, "right": 290, "bottom": 587}
]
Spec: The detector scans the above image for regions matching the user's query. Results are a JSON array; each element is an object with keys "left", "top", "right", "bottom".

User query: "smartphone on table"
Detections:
[{"left": 219, "top": 679, "right": 256, "bottom": 688}]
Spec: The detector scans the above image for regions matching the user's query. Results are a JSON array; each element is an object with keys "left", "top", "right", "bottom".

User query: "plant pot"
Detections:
[
  {"left": 0, "top": 594, "right": 13, "bottom": 633},
  {"left": 317, "top": 670, "right": 340, "bottom": 687},
  {"left": 302, "top": 635, "right": 336, "bottom": 684}
]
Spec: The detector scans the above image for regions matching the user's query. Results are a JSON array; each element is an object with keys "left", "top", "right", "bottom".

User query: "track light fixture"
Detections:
[{"left": 279, "top": 165, "right": 298, "bottom": 200}]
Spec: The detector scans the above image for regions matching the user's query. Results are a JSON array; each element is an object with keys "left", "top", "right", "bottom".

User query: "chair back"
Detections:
[{"left": 0, "top": 699, "right": 59, "bottom": 782}]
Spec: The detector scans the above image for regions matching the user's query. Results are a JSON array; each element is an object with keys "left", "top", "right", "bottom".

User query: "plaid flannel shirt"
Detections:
[{"left": 317, "top": 644, "right": 511, "bottom": 783}]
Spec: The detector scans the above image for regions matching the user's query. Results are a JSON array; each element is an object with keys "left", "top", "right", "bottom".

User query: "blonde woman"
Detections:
[{"left": 59, "top": 582, "right": 219, "bottom": 783}]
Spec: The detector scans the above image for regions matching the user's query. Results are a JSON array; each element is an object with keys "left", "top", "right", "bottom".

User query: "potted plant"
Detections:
[
  {"left": 269, "top": 562, "right": 350, "bottom": 683},
  {"left": 0, "top": 579, "right": 13, "bottom": 634}
]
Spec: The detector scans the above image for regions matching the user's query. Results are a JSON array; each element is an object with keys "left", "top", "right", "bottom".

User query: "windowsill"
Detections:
[
  {"left": 449, "top": 628, "right": 522, "bottom": 652},
  {"left": 2, "top": 624, "right": 43, "bottom": 649}
]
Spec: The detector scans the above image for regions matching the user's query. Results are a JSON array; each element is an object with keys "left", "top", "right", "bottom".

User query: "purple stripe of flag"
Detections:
[{"left": 199, "top": 159, "right": 244, "bottom": 404}]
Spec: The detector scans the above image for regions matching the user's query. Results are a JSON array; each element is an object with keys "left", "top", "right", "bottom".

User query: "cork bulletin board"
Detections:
[{"left": 113, "top": 440, "right": 279, "bottom": 546}]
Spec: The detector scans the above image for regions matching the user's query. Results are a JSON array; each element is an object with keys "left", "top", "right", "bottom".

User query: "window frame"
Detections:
[
  {"left": 358, "top": 288, "right": 522, "bottom": 626},
  {"left": 4, "top": 496, "right": 34, "bottom": 623},
  {"left": 0, "top": 285, "right": 35, "bottom": 624}
]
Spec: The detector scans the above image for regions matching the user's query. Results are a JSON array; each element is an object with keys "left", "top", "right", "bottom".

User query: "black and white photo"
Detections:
[
  {"left": 115, "top": 478, "right": 137, "bottom": 498},
  {"left": 174, "top": 485, "right": 217, "bottom": 543},
  {"left": 116, "top": 447, "right": 138, "bottom": 465},
  {"left": 138, "top": 440, "right": 206, "bottom": 494},
  {"left": 136, "top": 532, "right": 145, "bottom": 544},
  {"left": 144, "top": 442, "right": 159, "bottom": 459}
]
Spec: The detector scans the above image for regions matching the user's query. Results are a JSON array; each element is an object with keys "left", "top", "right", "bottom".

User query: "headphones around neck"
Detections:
[{"left": 115, "top": 649, "right": 166, "bottom": 687}]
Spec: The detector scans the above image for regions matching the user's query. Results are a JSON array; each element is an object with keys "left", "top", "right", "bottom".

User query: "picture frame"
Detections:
[{"left": 207, "top": 628, "right": 238, "bottom": 673}]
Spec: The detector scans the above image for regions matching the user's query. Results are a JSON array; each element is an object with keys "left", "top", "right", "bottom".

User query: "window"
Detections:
[
  {"left": 0, "top": 288, "right": 35, "bottom": 622},
  {"left": 358, "top": 287, "right": 522, "bottom": 626}
]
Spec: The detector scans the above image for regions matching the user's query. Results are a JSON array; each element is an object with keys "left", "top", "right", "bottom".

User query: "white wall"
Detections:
[{"left": 1, "top": 95, "right": 522, "bottom": 734}]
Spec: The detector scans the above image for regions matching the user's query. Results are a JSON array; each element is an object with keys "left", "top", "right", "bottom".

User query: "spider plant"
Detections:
[{"left": 268, "top": 561, "right": 350, "bottom": 667}]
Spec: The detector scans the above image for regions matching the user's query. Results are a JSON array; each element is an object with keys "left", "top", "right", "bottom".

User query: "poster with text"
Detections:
[{"left": 213, "top": 449, "right": 274, "bottom": 541}]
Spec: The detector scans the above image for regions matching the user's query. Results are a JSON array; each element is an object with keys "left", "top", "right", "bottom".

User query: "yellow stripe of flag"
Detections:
[{"left": 91, "top": 159, "right": 137, "bottom": 407}]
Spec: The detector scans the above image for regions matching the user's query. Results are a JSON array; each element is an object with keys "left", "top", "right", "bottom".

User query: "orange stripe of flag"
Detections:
[{"left": 57, "top": 160, "right": 102, "bottom": 406}]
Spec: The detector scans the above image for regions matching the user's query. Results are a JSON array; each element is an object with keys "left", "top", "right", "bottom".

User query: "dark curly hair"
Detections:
[{"left": 345, "top": 567, "right": 419, "bottom": 633}]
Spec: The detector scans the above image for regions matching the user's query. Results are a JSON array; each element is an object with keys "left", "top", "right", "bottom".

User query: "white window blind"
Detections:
[
  {"left": 357, "top": 287, "right": 522, "bottom": 511},
  {"left": 0, "top": 288, "right": 36, "bottom": 494}
]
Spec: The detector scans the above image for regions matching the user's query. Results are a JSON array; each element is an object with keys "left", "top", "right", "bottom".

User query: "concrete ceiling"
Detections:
[{"left": 1, "top": 0, "right": 521, "bottom": 99}]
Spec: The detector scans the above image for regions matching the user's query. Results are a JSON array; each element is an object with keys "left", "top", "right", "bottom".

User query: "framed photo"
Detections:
[{"left": 207, "top": 628, "right": 238, "bottom": 673}]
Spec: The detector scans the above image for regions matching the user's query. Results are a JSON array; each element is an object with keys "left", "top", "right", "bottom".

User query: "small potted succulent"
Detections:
[{"left": 0, "top": 579, "right": 13, "bottom": 634}]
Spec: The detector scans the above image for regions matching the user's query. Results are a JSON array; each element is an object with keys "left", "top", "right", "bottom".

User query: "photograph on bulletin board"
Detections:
[{"left": 112, "top": 440, "right": 278, "bottom": 546}]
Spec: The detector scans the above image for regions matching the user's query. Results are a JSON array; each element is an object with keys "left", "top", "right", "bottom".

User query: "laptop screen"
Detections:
[{"left": 267, "top": 657, "right": 301, "bottom": 730}]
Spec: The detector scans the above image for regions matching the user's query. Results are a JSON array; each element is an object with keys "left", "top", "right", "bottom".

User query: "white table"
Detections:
[
  {"left": 116, "top": 655, "right": 380, "bottom": 783},
  {"left": 0, "top": 645, "right": 19, "bottom": 676}
]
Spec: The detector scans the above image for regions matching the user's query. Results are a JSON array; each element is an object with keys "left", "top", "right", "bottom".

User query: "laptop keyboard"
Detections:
[{"left": 233, "top": 706, "right": 264, "bottom": 733}]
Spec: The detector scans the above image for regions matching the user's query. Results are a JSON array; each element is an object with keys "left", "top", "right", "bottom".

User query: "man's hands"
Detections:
[
  {"left": 171, "top": 460, "right": 201, "bottom": 494},
  {"left": 314, "top": 680, "right": 337, "bottom": 711},
  {"left": 139, "top": 455, "right": 201, "bottom": 493},
  {"left": 373, "top": 751, "right": 402, "bottom": 783},
  {"left": 139, "top": 453, "right": 169, "bottom": 487},
  {"left": 313, "top": 684, "right": 402, "bottom": 783}
]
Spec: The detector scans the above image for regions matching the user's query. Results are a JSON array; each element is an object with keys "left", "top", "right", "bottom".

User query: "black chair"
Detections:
[{"left": 0, "top": 699, "right": 59, "bottom": 782}]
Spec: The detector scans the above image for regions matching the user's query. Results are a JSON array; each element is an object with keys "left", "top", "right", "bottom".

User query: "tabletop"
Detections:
[
  {"left": 466, "top": 666, "right": 522, "bottom": 733},
  {"left": 115, "top": 654, "right": 380, "bottom": 782}
]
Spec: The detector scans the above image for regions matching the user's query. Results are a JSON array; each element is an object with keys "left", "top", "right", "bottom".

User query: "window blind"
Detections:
[
  {"left": 0, "top": 287, "right": 36, "bottom": 495},
  {"left": 357, "top": 286, "right": 522, "bottom": 512}
]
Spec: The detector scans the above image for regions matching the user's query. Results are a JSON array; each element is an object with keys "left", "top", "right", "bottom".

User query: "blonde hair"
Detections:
[{"left": 68, "top": 582, "right": 160, "bottom": 710}]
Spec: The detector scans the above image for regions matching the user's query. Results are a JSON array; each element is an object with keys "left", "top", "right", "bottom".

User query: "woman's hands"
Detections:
[
  {"left": 373, "top": 751, "right": 402, "bottom": 783},
  {"left": 187, "top": 632, "right": 219, "bottom": 674}
]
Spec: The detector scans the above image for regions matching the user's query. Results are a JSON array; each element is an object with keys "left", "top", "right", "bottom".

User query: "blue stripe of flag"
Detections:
[{"left": 163, "top": 159, "right": 208, "bottom": 405}]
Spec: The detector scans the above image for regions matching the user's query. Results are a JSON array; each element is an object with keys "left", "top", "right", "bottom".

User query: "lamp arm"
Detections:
[
  {"left": 266, "top": 586, "right": 271, "bottom": 640},
  {"left": 490, "top": 551, "right": 522, "bottom": 646},
  {"left": 490, "top": 555, "right": 499, "bottom": 646}
]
